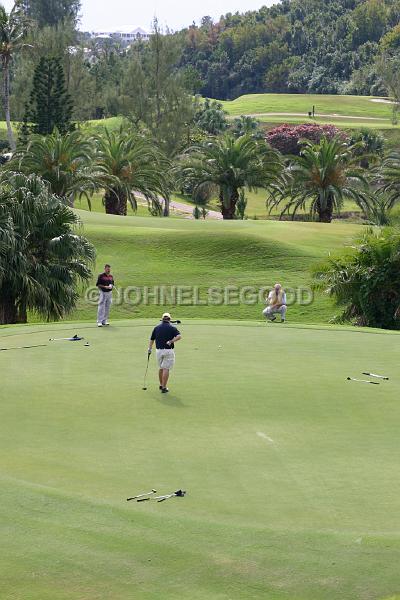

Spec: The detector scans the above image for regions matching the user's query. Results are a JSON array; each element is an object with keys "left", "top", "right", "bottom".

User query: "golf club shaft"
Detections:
[
  {"left": 0, "top": 344, "right": 47, "bottom": 351},
  {"left": 362, "top": 372, "right": 389, "bottom": 380},
  {"left": 143, "top": 354, "right": 151, "bottom": 388}
]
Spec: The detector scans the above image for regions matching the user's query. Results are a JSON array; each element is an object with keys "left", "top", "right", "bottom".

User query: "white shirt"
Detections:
[{"left": 268, "top": 290, "right": 286, "bottom": 305}]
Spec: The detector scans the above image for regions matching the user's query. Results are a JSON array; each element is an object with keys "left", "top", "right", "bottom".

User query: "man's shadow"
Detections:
[{"left": 155, "top": 393, "right": 186, "bottom": 408}]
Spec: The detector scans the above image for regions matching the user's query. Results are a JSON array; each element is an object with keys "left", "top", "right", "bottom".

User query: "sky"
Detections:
[{"left": 2, "top": 0, "right": 277, "bottom": 31}]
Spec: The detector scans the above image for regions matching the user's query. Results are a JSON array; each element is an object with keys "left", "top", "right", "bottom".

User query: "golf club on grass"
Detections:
[
  {"left": 362, "top": 372, "right": 389, "bottom": 380},
  {"left": 142, "top": 353, "right": 151, "bottom": 390},
  {"left": 155, "top": 490, "right": 186, "bottom": 502},
  {"left": 127, "top": 489, "right": 157, "bottom": 501},
  {"left": 347, "top": 377, "right": 379, "bottom": 385},
  {"left": 49, "top": 334, "right": 84, "bottom": 342},
  {"left": 0, "top": 344, "right": 47, "bottom": 352}
]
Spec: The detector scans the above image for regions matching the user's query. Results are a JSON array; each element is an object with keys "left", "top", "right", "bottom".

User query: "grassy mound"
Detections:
[
  {"left": 72, "top": 210, "right": 361, "bottom": 324},
  {"left": 1, "top": 320, "right": 399, "bottom": 599}
]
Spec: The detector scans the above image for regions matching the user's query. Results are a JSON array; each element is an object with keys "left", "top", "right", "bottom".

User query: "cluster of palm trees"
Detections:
[
  {"left": 5, "top": 126, "right": 400, "bottom": 223},
  {"left": 11, "top": 128, "right": 172, "bottom": 216}
]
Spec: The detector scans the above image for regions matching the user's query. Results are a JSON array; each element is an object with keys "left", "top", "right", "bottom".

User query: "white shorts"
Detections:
[{"left": 156, "top": 349, "right": 175, "bottom": 370}]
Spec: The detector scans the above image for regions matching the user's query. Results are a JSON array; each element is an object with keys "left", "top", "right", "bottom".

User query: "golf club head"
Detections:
[{"left": 142, "top": 387, "right": 147, "bottom": 391}]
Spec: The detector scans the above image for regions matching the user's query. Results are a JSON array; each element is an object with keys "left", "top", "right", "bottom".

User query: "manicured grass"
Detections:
[
  {"left": 221, "top": 93, "right": 395, "bottom": 120},
  {"left": 1, "top": 319, "right": 399, "bottom": 600},
  {"left": 68, "top": 210, "right": 363, "bottom": 324}
]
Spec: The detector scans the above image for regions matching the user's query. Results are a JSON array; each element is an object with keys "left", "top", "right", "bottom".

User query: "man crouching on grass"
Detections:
[
  {"left": 263, "top": 283, "right": 287, "bottom": 323},
  {"left": 148, "top": 313, "right": 181, "bottom": 394}
]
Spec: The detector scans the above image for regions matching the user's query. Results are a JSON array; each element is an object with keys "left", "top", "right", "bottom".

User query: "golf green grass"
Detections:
[
  {"left": 1, "top": 319, "right": 400, "bottom": 599},
  {"left": 221, "top": 93, "right": 392, "bottom": 118},
  {"left": 70, "top": 210, "right": 361, "bottom": 324}
]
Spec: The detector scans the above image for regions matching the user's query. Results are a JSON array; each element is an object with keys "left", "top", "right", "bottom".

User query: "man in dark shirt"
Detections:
[
  {"left": 148, "top": 312, "right": 181, "bottom": 393},
  {"left": 96, "top": 264, "right": 115, "bottom": 327}
]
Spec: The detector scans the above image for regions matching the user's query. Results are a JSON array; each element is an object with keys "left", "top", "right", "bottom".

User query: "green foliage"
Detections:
[
  {"left": 0, "top": 1, "right": 30, "bottom": 150},
  {"left": 194, "top": 97, "right": 229, "bottom": 135},
  {"left": 268, "top": 136, "right": 369, "bottom": 222},
  {"left": 15, "top": 128, "right": 100, "bottom": 206},
  {"left": 120, "top": 20, "right": 194, "bottom": 156},
  {"left": 95, "top": 127, "right": 172, "bottom": 216},
  {"left": 230, "top": 115, "right": 263, "bottom": 139},
  {"left": 0, "top": 171, "right": 94, "bottom": 324},
  {"left": 21, "top": 0, "right": 80, "bottom": 27},
  {"left": 178, "top": 0, "right": 398, "bottom": 99},
  {"left": 313, "top": 227, "right": 400, "bottom": 329},
  {"left": 179, "top": 134, "right": 283, "bottom": 219},
  {"left": 349, "top": 127, "right": 385, "bottom": 167},
  {"left": 24, "top": 55, "right": 73, "bottom": 135},
  {"left": 236, "top": 188, "right": 247, "bottom": 220}
]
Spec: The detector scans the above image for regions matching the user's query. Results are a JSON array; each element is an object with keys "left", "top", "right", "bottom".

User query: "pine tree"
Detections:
[
  {"left": 21, "top": 0, "right": 80, "bottom": 27},
  {"left": 25, "top": 56, "right": 74, "bottom": 135}
]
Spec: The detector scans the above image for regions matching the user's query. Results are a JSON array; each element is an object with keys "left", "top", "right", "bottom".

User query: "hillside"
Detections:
[
  {"left": 178, "top": 0, "right": 400, "bottom": 99},
  {"left": 67, "top": 210, "right": 362, "bottom": 324}
]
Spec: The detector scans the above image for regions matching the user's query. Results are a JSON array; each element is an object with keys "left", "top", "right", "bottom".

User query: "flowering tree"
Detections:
[{"left": 266, "top": 123, "right": 347, "bottom": 155}]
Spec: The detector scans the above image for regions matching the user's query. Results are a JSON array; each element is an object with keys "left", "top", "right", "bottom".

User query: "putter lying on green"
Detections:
[
  {"left": 127, "top": 489, "right": 157, "bottom": 501},
  {"left": 347, "top": 377, "right": 379, "bottom": 385},
  {"left": 362, "top": 372, "right": 389, "bottom": 380}
]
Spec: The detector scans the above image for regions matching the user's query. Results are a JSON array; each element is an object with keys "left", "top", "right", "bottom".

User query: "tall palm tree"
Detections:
[
  {"left": 180, "top": 134, "right": 283, "bottom": 220},
  {"left": 0, "top": 171, "right": 95, "bottom": 324},
  {"left": 268, "top": 137, "right": 369, "bottom": 223},
  {"left": 95, "top": 128, "right": 172, "bottom": 216},
  {"left": 0, "top": 1, "right": 30, "bottom": 151},
  {"left": 15, "top": 129, "right": 102, "bottom": 207}
]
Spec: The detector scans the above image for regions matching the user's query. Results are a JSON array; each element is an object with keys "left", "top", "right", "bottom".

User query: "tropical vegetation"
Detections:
[
  {"left": 179, "top": 134, "right": 283, "bottom": 219},
  {"left": 0, "top": 171, "right": 95, "bottom": 324},
  {"left": 313, "top": 226, "right": 400, "bottom": 329}
]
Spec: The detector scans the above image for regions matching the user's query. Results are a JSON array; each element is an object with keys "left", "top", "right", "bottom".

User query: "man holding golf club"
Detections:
[
  {"left": 263, "top": 283, "right": 287, "bottom": 323},
  {"left": 147, "top": 313, "right": 181, "bottom": 393},
  {"left": 96, "top": 264, "right": 115, "bottom": 327}
]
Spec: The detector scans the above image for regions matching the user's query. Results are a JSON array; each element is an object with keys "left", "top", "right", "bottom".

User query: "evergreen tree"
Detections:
[
  {"left": 21, "top": 0, "right": 80, "bottom": 27},
  {"left": 25, "top": 56, "right": 73, "bottom": 135}
]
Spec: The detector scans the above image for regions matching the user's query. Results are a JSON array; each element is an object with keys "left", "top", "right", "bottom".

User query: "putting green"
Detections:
[{"left": 1, "top": 320, "right": 400, "bottom": 599}]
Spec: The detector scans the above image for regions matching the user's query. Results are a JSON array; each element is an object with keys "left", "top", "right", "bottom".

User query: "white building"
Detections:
[{"left": 91, "top": 28, "right": 150, "bottom": 45}]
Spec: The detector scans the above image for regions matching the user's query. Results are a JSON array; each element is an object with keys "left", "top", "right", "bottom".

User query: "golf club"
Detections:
[
  {"left": 362, "top": 372, "right": 389, "bottom": 380},
  {"left": 49, "top": 334, "right": 84, "bottom": 342},
  {"left": 142, "top": 353, "right": 151, "bottom": 390},
  {"left": 347, "top": 377, "right": 379, "bottom": 385},
  {"left": 155, "top": 489, "right": 186, "bottom": 502},
  {"left": 0, "top": 344, "right": 47, "bottom": 352},
  {"left": 127, "top": 489, "right": 157, "bottom": 501}
]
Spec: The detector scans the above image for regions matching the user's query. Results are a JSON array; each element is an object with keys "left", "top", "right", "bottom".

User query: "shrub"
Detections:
[
  {"left": 266, "top": 123, "right": 347, "bottom": 155},
  {"left": 313, "top": 227, "right": 400, "bottom": 329}
]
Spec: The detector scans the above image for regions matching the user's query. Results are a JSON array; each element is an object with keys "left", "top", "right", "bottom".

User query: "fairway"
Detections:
[
  {"left": 220, "top": 93, "right": 398, "bottom": 128},
  {"left": 1, "top": 320, "right": 400, "bottom": 600}
]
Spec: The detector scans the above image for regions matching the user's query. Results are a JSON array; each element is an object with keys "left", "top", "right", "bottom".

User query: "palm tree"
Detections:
[
  {"left": 0, "top": 171, "right": 95, "bottom": 324},
  {"left": 376, "top": 151, "right": 400, "bottom": 210},
  {"left": 180, "top": 134, "right": 283, "bottom": 220},
  {"left": 313, "top": 227, "right": 400, "bottom": 329},
  {"left": 95, "top": 128, "right": 172, "bottom": 216},
  {"left": 15, "top": 129, "right": 102, "bottom": 207},
  {"left": 268, "top": 137, "right": 369, "bottom": 223},
  {"left": 0, "top": 1, "right": 30, "bottom": 151}
]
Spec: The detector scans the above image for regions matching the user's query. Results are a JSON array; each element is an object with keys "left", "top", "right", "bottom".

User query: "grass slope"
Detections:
[
  {"left": 220, "top": 94, "right": 399, "bottom": 129},
  {"left": 1, "top": 320, "right": 400, "bottom": 600},
  {"left": 71, "top": 210, "right": 361, "bottom": 324}
]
